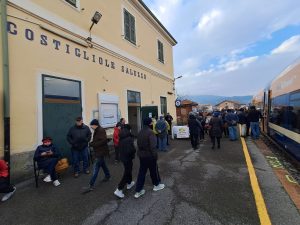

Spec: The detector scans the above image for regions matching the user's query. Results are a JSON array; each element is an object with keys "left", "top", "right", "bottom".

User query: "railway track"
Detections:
[{"left": 261, "top": 132, "right": 300, "bottom": 184}]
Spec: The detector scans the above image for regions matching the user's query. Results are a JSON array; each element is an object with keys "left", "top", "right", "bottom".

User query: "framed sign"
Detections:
[
  {"left": 98, "top": 93, "right": 119, "bottom": 128},
  {"left": 175, "top": 99, "right": 181, "bottom": 107}
]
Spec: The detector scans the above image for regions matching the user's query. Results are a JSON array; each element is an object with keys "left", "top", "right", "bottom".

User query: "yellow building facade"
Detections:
[{"left": 0, "top": 0, "right": 177, "bottom": 181}]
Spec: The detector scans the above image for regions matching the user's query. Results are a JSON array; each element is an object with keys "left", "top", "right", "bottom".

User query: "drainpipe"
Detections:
[{"left": 1, "top": 0, "right": 11, "bottom": 181}]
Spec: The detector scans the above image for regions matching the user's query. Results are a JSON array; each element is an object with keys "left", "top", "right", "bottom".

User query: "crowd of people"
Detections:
[{"left": 188, "top": 106, "right": 262, "bottom": 150}]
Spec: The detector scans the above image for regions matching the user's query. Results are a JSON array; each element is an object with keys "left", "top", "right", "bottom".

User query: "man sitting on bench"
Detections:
[{"left": 34, "top": 137, "right": 61, "bottom": 187}]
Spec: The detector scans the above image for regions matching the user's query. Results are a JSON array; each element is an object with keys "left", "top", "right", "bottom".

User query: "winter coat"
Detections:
[
  {"left": 209, "top": 117, "right": 223, "bottom": 137},
  {"left": 34, "top": 144, "right": 61, "bottom": 169},
  {"left": 238, "top": 112, "right": 247, "bottom": 124},
  {"left": 113, "top": 127, "right": 120, "bottom": 147},
  {"left": 247, "top": 110, "right": 261, "bottom": 123},
  {"left": 188, "top": 115, "right": 201, "bottom": 135},
  {"left": 89, "top": 126, "right": 109, "bottom": 158},
  {"left": 225, "top": 113, "right": 239, "bottom": 126},
  {"left": 137, "top": 127, "right": 158, "bottom": 159},
  {"left": 0, "top": 160, "right": 8, "bottom": 178},
  {"left": 67, "top": 124, "right": 92, "bottom": 151},
  {"left": 119, "top": 128, "right": 136, "bottom": 162},
  {"left": 155, "top": 119, "right": 167, "bottom": 137}
]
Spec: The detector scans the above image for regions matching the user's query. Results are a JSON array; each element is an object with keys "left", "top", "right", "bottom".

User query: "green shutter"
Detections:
[
  {"left": 130, "top": 15, "right": 136, "bottom": 44},
  {"left": 124, "top": 10, "right": 131, "bottom": 41},
  {"left": 158, "top": 41, "right": 164, "bottom": 63}
]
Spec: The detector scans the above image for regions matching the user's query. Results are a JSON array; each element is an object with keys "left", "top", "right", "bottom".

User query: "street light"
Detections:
[
  {"left": 173, "top": 75, "right": 183, "bottom": 92},
  {"left": 87, "top": 11, "right": 102, "bottom": 42}
]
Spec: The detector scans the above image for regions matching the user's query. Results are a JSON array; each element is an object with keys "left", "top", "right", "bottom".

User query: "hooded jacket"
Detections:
[
  {"left": 137, "top": 127, "right": 158, "bottom": 159},
  {"left": 89, "top": 126, "right": 109, "bottom": 158},
  {"left": 119, "top": 128, "right": 136, "bottom": 162}
]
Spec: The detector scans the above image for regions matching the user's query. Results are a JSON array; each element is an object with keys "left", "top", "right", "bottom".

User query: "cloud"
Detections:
[
  {"left": 143, "top": 0, "right": 300, "bottom": 96},
  {"left": 197, "top": 9, "right": 222, "bottom": 30},
  {"left": 271, "top": 35, "right": 300, "bottom": 54}
]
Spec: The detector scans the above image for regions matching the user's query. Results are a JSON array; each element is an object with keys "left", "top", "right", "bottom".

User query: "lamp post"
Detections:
[
  {"left": 87, "top": 11, "right": 102, "bottom": 42},
  {"left": 173, "top": 75, "right": 183, "bottom": 97}
]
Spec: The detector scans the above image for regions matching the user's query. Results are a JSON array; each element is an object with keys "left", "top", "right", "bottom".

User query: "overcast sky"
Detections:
[{"left": 143, "top": 0, "right": 300, "bottom": 96}]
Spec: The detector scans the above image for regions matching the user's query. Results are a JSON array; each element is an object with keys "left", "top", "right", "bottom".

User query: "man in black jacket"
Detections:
[
  {"left": 247, "top": 106, "right": 262, "bottom": 139},
  {"left": 134, "top": 118, "right": 165, "bottom": 199},
  {"left": 89, "top": 119, "right": 111, "bottom": 190},
  {"left": 67, "top": 117, "right": 92, "bottom": 178}
]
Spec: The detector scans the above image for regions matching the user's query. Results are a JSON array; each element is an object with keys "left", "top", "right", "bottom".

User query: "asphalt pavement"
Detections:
[{"left": 0, "top": 136, "right": 298, "bottom": 225}]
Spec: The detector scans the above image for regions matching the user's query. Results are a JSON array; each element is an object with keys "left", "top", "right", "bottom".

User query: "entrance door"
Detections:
[
  {"left": 42, "top": 75, "right": 82, "bottom": 160},
  {"left": 127, "top": 91, "right": 141, "bottom": 136},
  {"left": 141, "top": 106, "right": 158, "bottom": 127}
]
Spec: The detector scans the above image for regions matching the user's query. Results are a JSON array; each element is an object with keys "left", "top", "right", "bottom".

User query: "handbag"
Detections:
[{"left": 55, "top": 158, "right": 69, "bottom": 173}]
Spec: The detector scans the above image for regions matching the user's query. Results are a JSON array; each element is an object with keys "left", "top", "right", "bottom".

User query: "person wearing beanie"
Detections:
[
  {"left": 34, "top": 137, "right": 61, "bottom": 186},
  {"left": 67, "top": 116, "right": 92, "bottom": 178},
  {"left": 88, "top": 119, "right": 111, "bottom": 190},
  {"left": 114, "top": 124, "right": 136, "bottom": 198},
  {"left": 134, "top": 117, "right": 165, "bottom": 199}
]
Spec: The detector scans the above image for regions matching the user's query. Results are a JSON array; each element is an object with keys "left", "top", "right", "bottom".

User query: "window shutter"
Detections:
[
  {"left": 124, "top": 10, "right": 130, "bottom": 41},
  {"left": 158, "top": 41, "right": 164, "bottom": 63},
  {"left": 129, "top": 15, "right": 136, "bottom": 44}
]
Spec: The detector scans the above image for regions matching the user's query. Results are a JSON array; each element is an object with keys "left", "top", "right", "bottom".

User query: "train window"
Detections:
[
  {"left": 270, "top": 94, "right": 289, "bottom": 127},
  {"left": 290, "top": 91, "right": 300, "bottom": 134}
]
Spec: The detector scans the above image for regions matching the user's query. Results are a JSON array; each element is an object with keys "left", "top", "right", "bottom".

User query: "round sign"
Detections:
[{"left": 175, "top": 100, "right": 181, "bottom": 107}]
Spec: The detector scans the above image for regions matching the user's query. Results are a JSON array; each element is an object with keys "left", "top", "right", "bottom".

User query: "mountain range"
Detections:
[{"left": 180, "top": 95, "right": 253, "bottom": 105}]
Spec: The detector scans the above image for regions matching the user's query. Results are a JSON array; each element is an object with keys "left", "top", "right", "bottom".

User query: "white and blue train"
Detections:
[{"left": 253, "top": 60, "right": 300, "bottom": 161}]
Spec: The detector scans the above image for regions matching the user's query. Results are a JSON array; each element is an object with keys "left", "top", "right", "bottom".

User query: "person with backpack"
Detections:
[
  {"left": 114, "top": 125, "right": 136, "bottom": 198},
  {"left": 155, "top": 116, "right": 168, "bottom": 152},
  {"left": 225, "top": 109, "right": 239, "bottom": 141}
]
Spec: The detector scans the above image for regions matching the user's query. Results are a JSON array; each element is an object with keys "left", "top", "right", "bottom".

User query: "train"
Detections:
[{"left": 252, "top": 60, "right": 300, "bottom": 161}]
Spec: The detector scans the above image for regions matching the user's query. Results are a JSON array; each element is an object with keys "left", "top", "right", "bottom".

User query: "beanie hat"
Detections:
[
  {"left": 90, "top": 119, "right": 99, "bottom": 126},
  {"left": 143, "top": 117, "right": 152, "bottom": 126}
]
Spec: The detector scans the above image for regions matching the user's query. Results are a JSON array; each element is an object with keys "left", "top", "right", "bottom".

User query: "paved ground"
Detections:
[{"left": 0, "top": 136, "right": 298, "bottom": 225}]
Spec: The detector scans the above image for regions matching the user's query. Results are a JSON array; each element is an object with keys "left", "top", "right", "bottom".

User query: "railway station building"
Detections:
[{"left": 0, "top": 0, "right": 177, "bottom": 181}]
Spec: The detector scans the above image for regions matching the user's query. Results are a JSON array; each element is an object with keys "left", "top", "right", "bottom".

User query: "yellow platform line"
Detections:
[{"left": 241, "top": 137, "right": 272, "bottom": 225}]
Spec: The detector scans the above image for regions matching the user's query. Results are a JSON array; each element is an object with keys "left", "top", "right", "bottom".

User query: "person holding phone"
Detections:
[{"left": 34, "top": 137, "right": 61, "bottom": 187}]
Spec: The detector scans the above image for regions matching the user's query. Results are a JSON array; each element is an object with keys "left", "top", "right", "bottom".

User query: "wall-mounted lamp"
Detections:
[
  {"left": 87, "top": 11, "right": 102, "bottom": 42},
  {"left": 173, "top": 75, "right": 183, "bottom": 91}
]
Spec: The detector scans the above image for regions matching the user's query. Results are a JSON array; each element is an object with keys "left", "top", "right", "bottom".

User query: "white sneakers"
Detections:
[
  {"left": 153, "top": 183, "right": 165, "bottom": 192},
  {"left": 43, "top": 175, "right": 52, "bottom": 183},
  {"left": 134, "top": 189, "right": 146, "bottom": 199},
  {"left": 114, "top": 189, "right": 125, "bottom": 198},
  {"left": 53, "top": 180, "right": 61, "bottom": 187},
  {"left": 43, "top": 175, "right": 60, "bottom": 187},
  {"left": 1, "top": 187, "right": 16, "bottom": 202},
  {"left": 127, "top": 181, "right": 135, "bottom": 190}
]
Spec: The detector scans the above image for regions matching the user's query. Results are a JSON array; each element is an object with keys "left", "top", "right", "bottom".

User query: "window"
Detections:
[
  {"left": 65, "top": 0, "right": 78, "bottom": 8},
  {"left": 124, "top": 9, "right": 136, "bottom": 45},
  {"left": 127, "top": 91, "right": 141, "bottom": 104},
  {"left": 158, "top": 40, "right": 164, "bottom": 63},
  {"left": 160, "top": 97, "right": 167, "bottom": 116}
]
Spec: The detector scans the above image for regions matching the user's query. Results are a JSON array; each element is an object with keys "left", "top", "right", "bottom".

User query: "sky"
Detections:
[{"left": 143, "top": 0, "right": 300, "bottom": 96}]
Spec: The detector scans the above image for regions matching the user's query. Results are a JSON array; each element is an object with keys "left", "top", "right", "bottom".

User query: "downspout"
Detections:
[{"left": 1, "top": 0, "right": 11, "bottom": 181}]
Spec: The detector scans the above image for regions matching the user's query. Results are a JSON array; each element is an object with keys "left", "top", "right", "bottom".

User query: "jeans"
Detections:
[
  {"left": 72, "top": 147, "right": 89, "bottom": 174},
  {"left": 42, "top": 158, "right": 58, "bottom": 181},
  {"left": 135, "top": 157, "right": 160, "bottom": 192},
  {"left": 118, "top": 160, "right": 133, "bottom": 190},
  {"left": 158, "top": 135, "right": 167, "bottom": 151},
  {"left": 89, "top": 157, "right": 110, "bottom": 186},
  {"left": 250, "top": 122, "right": 260, "bottom": 139},
  {"left": 228, "top": 126, "right": 238, "bottom": 141}
]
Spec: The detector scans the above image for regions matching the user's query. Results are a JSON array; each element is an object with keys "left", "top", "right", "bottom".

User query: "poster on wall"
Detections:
[{"left": 98, "top": 94, "right": 119, "bottom": 128}]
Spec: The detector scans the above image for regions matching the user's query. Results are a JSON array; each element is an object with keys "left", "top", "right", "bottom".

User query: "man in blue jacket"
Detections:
[
  {"left": 67, "top": 116, "right": 92, "bottom": 178},
  {"left": 225, "top": 109, "right": 239, "bottom": 141}
]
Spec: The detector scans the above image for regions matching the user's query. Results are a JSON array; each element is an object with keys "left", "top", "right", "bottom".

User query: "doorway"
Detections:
[
  {"left": 42, "top": 75, "right": 82, "bottom": 160},
  {"left": 127, "top": 90, "right": 141, "bottom": 136}
]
